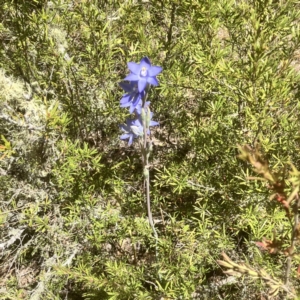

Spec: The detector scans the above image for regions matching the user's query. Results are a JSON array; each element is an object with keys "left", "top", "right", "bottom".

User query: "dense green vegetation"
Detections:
[{"left": 1, "top": 0, "right": 300, "bottom": 299}]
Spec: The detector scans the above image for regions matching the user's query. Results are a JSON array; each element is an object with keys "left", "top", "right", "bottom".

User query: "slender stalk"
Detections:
[
  {"left": 141, "top": 87, "right": 158, "bottom": 256},
  {"left": 144, "top": 142, "right": 158, "bottom": 243}
]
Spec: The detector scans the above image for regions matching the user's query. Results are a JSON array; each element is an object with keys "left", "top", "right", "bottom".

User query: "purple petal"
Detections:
[
  {"left": 141, "top": 57, "right": 151, "bottom": 65},
  {"left": 120, "top": 133, "right": 130, "bottom": 139},
  {"left": 147, "top": 77, "right": 159, "bottom": 86},
  {"left": 148, "top": 66, "right": 162, "bottom": 76},
  {"left": 121, "top": 121, "right": 132, "bottom": 129},
  {"left": 140, "top": 59, "right": 151, "bottom": 70},
  {"left": 150, "top": 120, "right": 159, "bottom": 126},
  {"left": 120, "top": 95, "right": 131, "bottom": 104},
  {"left": 133, "top": 118, "right": 143, "bottom": 128},
  {"left": 138, "top": 79, "right": 147, "bottom": 92},
  {"left": 128, "top": 135, "right": 133, "bottom": 145},
  {"left": 132, "top": 95, "right": 142, "bottom": 107},
  {"left": 120, "top": 102, "right": 131, "bottom": 108},
  {"left": 124, "top": 73, "right": 139, "bottom": 81},
  {"left": 119, "top": 82, "right": 134, "bottom": 92},
  {"left": 127, "top": 62, "right": 140, "bottom": 74},
  {"left": 129, "top": 105, "right": 135, "bottom": 114},
  {"left": 126, "top": 119, "right": 134, "bottom": 126}
]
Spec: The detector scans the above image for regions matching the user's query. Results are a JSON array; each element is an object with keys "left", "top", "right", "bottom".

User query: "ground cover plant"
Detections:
[{"left": 1, "top": 0, "right": 300, "bottom": 299}]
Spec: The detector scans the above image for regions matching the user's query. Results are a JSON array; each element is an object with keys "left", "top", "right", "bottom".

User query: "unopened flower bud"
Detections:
[
  {"left": 140, "top": 108, "right": 146, "bottom": 127},
  {"left": 130, "top": 125, "right": 142, "bottom": 136},
  {"left": 146, "top": 108, "right": 151, "bottom": 128}
]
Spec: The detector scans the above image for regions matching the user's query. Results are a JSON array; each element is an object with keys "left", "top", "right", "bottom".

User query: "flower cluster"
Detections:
[{"left": 119, "top": 57, "right": 162, "bottom": 145}]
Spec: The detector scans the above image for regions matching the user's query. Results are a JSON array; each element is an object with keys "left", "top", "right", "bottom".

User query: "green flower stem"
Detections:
[{"left": 141, "top": 87, "right": 158, "bottom": 256}]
